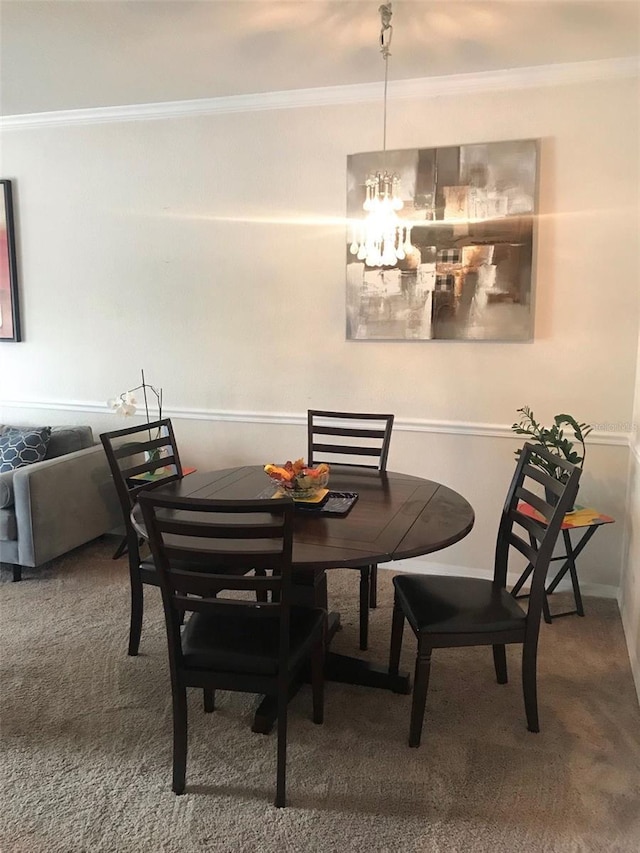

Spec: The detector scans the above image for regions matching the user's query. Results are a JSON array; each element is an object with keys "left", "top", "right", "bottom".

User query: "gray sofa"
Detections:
[{"left": 0, "top": 425, "right": 121, "bottom": 580}]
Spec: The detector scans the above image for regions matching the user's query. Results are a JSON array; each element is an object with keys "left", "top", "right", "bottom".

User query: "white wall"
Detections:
[
  {"left": 1, "top": 72, "right": 638, "bottom": 595},
  {"left": 620, "top": 333, "right": 640, "bottom": 699}
]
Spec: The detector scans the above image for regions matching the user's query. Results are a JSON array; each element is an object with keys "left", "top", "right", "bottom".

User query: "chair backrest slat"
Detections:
[
  {"left": 509, "top": 507, "right": 548, "bottom": 544},
  {"left": 156, "top": 516, "right": 284, "bottom": 540},
  {"left": 522, "top": 463, "right": 565, "bottom": 496},
  {"left": 507, "top": 531, "right": 539, "bottom": 565},
  {"left": 162, "top": 546, "right": 290, "bottom": 573},
  {"left": 514, "top": 485, "right": 552, "bottom": 520},
  {"left": 307, "top": 410, "right": 394, "bottom": 472},
  {"left": 167, "top": 564, "right": 281, "bottom": 596},
  {"left": 312, "top": 443, "right": 382, "bottom": 458},
  {"left": 166, "top": 567, "right": 280, "bottom": 596},
  {"left": 174, "top": 594, "right": 280, "bottom": 615},
  {"left": 120, "top": 453, "right": 179, "bottom": 480},
  {"left": 314, "top": 425, "right": 390, "bottom": 440}
]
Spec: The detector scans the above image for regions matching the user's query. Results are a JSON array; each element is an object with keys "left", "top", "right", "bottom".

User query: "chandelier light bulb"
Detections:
[{"left": 353, "top": 171, "right": 413, "bottom": 268}]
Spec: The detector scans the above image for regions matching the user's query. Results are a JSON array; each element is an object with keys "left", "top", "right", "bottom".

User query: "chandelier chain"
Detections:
[{"left": 380, "top": 2, "right": 393, "bottom": 157}]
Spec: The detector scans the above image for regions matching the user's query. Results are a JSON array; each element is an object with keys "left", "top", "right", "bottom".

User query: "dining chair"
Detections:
[
  {"left": 307, "top": 409, "right": 394, "bottom": 650},
  {"left": 138, "top": 491, "right": 326, "bottom": 807},
  {"left": 389, "top": 442, "right": 581, "bottom": 746},
  {"left": 101, "top": 418, "right": 268, "bottom": 657},
  {"left": 100, "top": 418, "right": 188, "bottom": 656}
]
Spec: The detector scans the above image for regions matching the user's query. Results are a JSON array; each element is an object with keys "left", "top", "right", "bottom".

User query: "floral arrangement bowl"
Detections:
[{"left": 264, "top": 459, "right": 330, "bottom": 500}]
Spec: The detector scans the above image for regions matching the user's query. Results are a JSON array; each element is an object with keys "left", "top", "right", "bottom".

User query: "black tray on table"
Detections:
[
  {"left": 294, "top": 491, "right": 358, "bottom": 517},
  {"left": 257, "top": 486, "right": 359, "bottom": 517}
]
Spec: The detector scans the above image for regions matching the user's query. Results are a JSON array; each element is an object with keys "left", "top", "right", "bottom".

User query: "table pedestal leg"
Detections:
[
  {"left": 325, "top": 653, "right": 411, "bottom": 694},
  {"left": 251, "top": 569, "right": 411, "bottom": 734}
]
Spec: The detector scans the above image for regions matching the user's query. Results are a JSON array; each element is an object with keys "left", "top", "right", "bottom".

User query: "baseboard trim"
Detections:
[
  {"left": 2, "top": 57, "right": 637, "bottom": 131},
  {"left": 630, "top": 651, "right": 640, "bottom": 705},
  {"left": 624, "top": 639, "right": 640, "bottom": 704},
  {"left": 0, "top": 399, "right": 631, "bottom": 448}
]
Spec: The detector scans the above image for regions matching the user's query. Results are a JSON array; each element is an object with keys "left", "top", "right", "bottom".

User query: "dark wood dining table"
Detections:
[{"left": 132, "top": 464, "right": 475, "bottom": 733}]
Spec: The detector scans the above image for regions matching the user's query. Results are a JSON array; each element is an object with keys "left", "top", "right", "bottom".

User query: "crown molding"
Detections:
[
  {"left": 2, "top": 56, "right": 637, "bottom": 132},
  {"left": 0, "top": 398, "right": 632, "bottom": 447}
]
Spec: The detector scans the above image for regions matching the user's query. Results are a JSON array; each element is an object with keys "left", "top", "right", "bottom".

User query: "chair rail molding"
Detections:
[
  {"left": 0, "top": 399, "right": 632, "bottom": 447},
  {"left": 2, "top": 57, "right": 637, "bottom": 131}
]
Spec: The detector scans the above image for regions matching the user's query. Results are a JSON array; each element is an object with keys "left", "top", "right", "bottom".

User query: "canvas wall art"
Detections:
[
  {"left": 346, "top": 139, "right": 538, "bottom": 342},
  {"left": 0, "top": 180, "right": 21, "bottom": 342}
]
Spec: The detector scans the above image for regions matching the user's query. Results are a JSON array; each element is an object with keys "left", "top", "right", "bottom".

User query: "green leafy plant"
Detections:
[{"left": 511, "top": 406, "right": 593, "bottom": 482}]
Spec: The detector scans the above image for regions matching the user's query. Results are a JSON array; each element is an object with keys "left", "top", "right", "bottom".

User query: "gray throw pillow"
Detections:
[{"left": 0, "top": 427, "right": 52, "bottom": 473}]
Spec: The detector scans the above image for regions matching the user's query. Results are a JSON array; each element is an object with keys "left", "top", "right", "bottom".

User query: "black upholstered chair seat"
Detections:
[
  {"left": 182, "top": 606, "right": 326, "bottom": 675},
  {"left": 393, "top": 574, "right": 526, "bottom": 636}
]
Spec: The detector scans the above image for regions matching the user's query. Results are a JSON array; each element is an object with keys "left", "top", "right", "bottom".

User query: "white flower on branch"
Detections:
[{"left": 107, "top": 370, "right": 162, "bottom": 423}]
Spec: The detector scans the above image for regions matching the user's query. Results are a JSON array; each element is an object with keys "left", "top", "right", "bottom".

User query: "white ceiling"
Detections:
[{"left": 1, "top": 0, "right": 639, "bottom": 116}]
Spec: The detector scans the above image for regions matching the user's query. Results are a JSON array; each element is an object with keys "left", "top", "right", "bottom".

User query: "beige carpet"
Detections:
[{"left": 1, "top": 539, "right": 639, "bottom": 853}]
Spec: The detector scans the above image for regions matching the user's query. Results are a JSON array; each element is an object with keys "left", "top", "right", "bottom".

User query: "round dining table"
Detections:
[{"left": 133, "top": 464, "right": 475, "bottom": 733}]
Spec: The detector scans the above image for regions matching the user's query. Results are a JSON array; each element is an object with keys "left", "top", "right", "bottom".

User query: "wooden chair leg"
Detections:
[
  {"left": 275, "top": 680, "right": 288, "bottom": 808},
  {"left": 359, "top": 566, "right": 370, "bottom": 651},
  {"left": 12, "top": 564, "right": 22, "bottom": 582},
  {"left": 128, "top": 566, "right": 144, "bottom": 657},
  {"left": 369, "top": 563, "right": 378, "bottom": 608},
  {"left": 409, "top": 641, "right": 432, "bottom": 748},
  {"left": 311, "top": 631, "right": 325, "bottom": 725},
  {"left": 389, "top": 594, "right": 405, "bottom": 677},
  {"left": 255, "top": 568, "right": 268, "bottom": 603},
  {"left": 172, "top": 686, "right": 188, "bottom": 794},
  {"left": 203, "top": 688, "right": 215, "bottom": 713},
  {"left": 493, "top": 644, "right": 508, "bottom": 684},
  {"left": 522, "top": 642, "right": 540, "bottom": 733}
]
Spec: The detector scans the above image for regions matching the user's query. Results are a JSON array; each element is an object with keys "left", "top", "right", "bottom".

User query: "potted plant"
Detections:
[{"left": 511, "top": 406, "right": 592, "bottom": 498}]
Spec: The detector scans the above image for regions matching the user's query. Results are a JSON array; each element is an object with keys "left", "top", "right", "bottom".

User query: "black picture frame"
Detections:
[{"left": 1, "top": 179, "right": 21, "bottom": 342}]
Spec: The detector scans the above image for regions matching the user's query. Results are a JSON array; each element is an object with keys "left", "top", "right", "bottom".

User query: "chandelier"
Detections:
[{"left": 349, "top": 2, "right": 412, "bottom": 268}]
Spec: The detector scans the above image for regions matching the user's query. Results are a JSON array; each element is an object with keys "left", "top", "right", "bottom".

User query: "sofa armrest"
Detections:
[{"left": 11, "top": 444, "right": 121, "bottom": 567}]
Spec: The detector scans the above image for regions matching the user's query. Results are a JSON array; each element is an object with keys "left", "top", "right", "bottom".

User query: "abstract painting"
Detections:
[
  {"left": 346, "top": 139, "right": 538, "bottom": 342},
  {"left": 0, "top": 180, "right": 21, "bottom": 342}
]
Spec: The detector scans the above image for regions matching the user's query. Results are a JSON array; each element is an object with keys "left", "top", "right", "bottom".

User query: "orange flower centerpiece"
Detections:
[{"left": 264, "top": 459, "right": 330, "bottom": 501}]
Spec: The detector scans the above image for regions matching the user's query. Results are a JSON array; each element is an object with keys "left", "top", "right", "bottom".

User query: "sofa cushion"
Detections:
[
  {"left": 0, "top": 472, "right": 14, "bottom": 508},
  {"left": 0, "top": 507, "right": 17, "bottom": 541},
  {"left": 46, "top": 426, "right": 94, "bottom": 459},
  {"left": 0, "top": 427, "right": 52, "bottom": 473}
]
